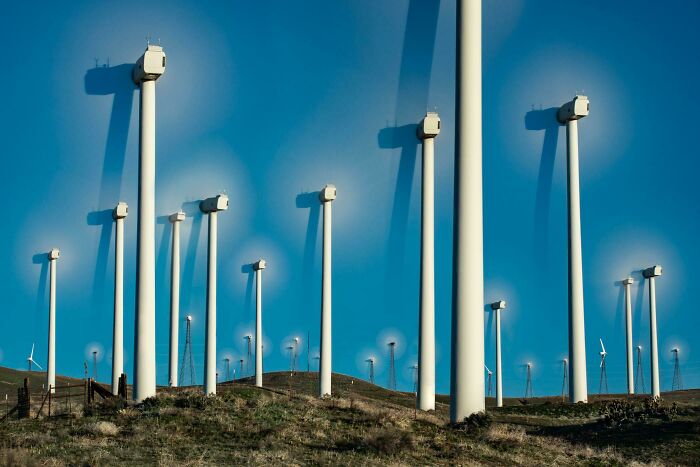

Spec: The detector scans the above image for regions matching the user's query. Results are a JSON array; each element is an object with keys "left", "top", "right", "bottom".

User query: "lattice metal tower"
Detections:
[
  {"left": 671, "top": 348, "right": 683, "bottom": 391},
  {"left": 366, "top": 357, "right": 375, "bottom": 384},
  {"left": 239, "top": 359, "right": 244, "bottom": 380},
  {"left": 635, "top": 345, "right": 646, "bottom": 394},
  {"left": 388, "top": 342, "right": 397, "bottom": 390},
  {"left": 179, "top": 316, "right": 196, "bottom": 386},
  {"left": 524, "top": 363, "right": 533, "bottom": 398},
  {"left": 286, "top": 345, "right": 294, "bottom": 372},
  {"left": 561, "top": 359, "right": 569, "bottom": 401}
]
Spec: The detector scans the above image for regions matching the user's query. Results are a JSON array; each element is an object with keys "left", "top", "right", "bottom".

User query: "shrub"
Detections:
[
  {"left": 453, "top": 411, "right": 492, "bottom": 434},
  {"left": 364, "top": 429, "right": 414, "bottom": 455}
]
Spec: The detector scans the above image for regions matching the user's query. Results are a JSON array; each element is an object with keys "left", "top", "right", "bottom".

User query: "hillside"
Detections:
[{"left": 1, "top": 367, "right": 699, "bottom": 465}]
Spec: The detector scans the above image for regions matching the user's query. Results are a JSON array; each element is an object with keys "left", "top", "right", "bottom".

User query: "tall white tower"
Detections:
[
  {"left": 643, "top": 265, "right": 663, "bottom": 399},
  {"left": 491, "top": 300, "right": 506, "bottom": 407},
  {"left": 319, "top": 184, "right": 336, "bottom": 397},
  {"left": 47, "top": 248, "right": 60, "bottom": 393},
  {"left": 111, "top": 202, "right": 128, "bottom": 395},
  {"left": 451, "top": 0, "right": 485, "bottom": 423},
  {"left": 623, "top": 277, "right": 635, "bottom": 394},
  {"left": 416, "top": 111, "right": 440, "bottom": 411},
  {"left": 557, "top": 94, "right": 590, "bottom": 404},
  {"left": 169, "top": 210, "right": 185, "bottom": 387},
  {"left": 254, "top": 259, "right": 266, "bottom": 387},
  {"left": 201, "top": 194, "right": 229, "bottom": 395},
  {"left": 132, "top": 44, "right": 166, "bottom": 402}
]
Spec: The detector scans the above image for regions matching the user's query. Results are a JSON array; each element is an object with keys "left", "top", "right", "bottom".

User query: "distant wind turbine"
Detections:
[{"left": 27, "top": 344, "right": 42, "bottom": 371}]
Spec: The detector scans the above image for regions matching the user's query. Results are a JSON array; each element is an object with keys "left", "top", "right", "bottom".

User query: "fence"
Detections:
[{"left": 1, "top": 374, "right": 128, "bottom": 422}]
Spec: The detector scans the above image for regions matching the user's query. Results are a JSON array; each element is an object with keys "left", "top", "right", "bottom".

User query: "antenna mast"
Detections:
[{"left": 561, "top": 359, "right": 569, "bottom": 401}]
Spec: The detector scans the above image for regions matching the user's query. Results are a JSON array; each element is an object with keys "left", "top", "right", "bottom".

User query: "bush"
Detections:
[
  {"left": 453, "top": 411, "right": 492, "bottom": 434},
  {"left": 174, "top": 392, "right": 210, "bottom": 410},
  {"left": 364, "top": 429, "right": 414, "bottom": 455},
  {"left": 602, "top": 399, "right": 678, "bottom": 427}
]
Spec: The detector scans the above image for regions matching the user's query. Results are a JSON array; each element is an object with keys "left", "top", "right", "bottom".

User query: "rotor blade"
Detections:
[
  {"left": 484, "top": 364, "right": 491, "bottom": 374},
  {"left": 600, "top": 338, "right": 606, "bottom": 355},
  {"left": 30, "top": 359, "right": 43, "bottom": 370},
  {"left": 30, "top": 343, "right": 35, "bottom": 359}
]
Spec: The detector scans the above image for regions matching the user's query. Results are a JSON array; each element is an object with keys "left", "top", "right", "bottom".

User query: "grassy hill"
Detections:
[{"left": 1, "top": 366, "right": 699, "bottom": 465}]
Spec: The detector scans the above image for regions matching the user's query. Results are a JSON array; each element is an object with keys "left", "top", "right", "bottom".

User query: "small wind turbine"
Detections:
[
  {"left": 27, "top": 344, "right": 42, "bottom": 372},
  {"left": 524, "top": 363, "right": 533, "bottom": 399},
  {"left": 561, "top": 358, "right": 569, "bottom": 401},
  {"left": 635, "top": 345, "right": 646, "bottom": 393},
  {"left": 365, "top": 357, "right": 375, "bottom": 384},
  {"left": 223, "top": 357, "right": 231, "bottom": 382},
  {"left": 293, "top": 337, "right": 300, "bottom": 372},
  {"left": 599, "top": 338, "right": 608, "bottom": 394},
  {"left": 484, "top": 365, "right": 493, "bottom": 397},
  {"left": 286, "top": 345, "right": 295, "bottom": 372}
]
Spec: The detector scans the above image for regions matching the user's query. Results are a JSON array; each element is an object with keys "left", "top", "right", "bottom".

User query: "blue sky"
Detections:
[{"left": 0, "top": 0, "right": 698, "bottom": 397}]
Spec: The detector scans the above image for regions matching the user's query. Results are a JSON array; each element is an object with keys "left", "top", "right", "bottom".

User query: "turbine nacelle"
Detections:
[
  {"left": 557, "top": 95, "right": 589, "bottom": 123},
  {"left": 319, "top": 184, "right": 337, "bottom": 203},
  {"left": 113, "top": 202, "right": 128, "bottom": 220},
  {"left": 490, "top": 300, "right": 507, "bottom": 311},
  {"left": 133, "top": 44, "right": 166, "bottom": 84},
  {"left": 643, "top": 265, "right": 663, "bottom": 278},
  {"left": 417, "top": 111, "right": 441, "bottom": 139},
  {"left": 200, "top": 194, "right": 229, "bottom": 213},
  {"left": 169, "top": 210, "right": 185, "bottom": 223}
]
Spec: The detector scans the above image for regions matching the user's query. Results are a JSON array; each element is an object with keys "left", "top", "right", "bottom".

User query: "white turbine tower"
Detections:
[
  {"left": 417, "top": 111, "right": 440, "bottom": 412},
  {"left": 111, "top": 202, "right": 128, "bottom": 395},
  {"left": 168, "top": 210, "right": 185, "bottom": 387},
  {"left": 319, "top": 184, "right": 336, "bottom": 397},
  {"left": 254, "top": 259, "right": 266, "bottom": 387},
  {"left": 557, "top": 94, "right": 590, "bottom": 404},
  {"left": 27, "top": 344, "right": 42, "bottom": 372},
  {"left": 451, "top": 0, "right": 486, "bottom": 424},
  {"left": 47, "top": 248, "right": 59, "bottom": 393},
  {"left": 623, "top": 277, "right": 635, "bottom": 394},
  {"left": 643, "top": 265, "right": 663, "bottom": 399},
  {"left": 599, "top": 338, "right": 608, "bottom": 394},
  {"left": 132, "top": 44, "right": 166, "bottom": 402},
  {"left": 491, "top": 300, "right": 506, "bottom": 407},
  {"left": 200, "top": 194, "right": 229, "bottom": 396}
]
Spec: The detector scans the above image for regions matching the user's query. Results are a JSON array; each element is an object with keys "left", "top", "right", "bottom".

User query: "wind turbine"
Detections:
[
  {"left": 410, "top": 364, "right": 419, "bottom": 394},
  {"left": 365, "top": 357, "right": 375, "bottom": 384},
  {"left": 561, "top": 358, "right": 569, "bottom": 402},
  {"left": 223, "top": 357, "right": 231, "bottom": 382},
  {"left": 558, "top": 94, "right": 590, "bottom": 404},
  {"left": 635, "top": 345, "right": 646, "bottom": 393},
  {"left": 450, "top": 0, "right": 486, "bottom": 424},
  {"left": 201, "top": 194, "right": 229, "bottom": 395},
  {"left": 47, "top": 248, "right": 59, "bottom": 393},
  {"left": 253, "top": 259, "right": 266, "bottom": 387},
  {"left": 132, "top": 44, "right": 166, "bottom": 402},
  {"left": 484, "top": 365, "right": 493, "bottom": 397},
  {"left": 643, "top": 265, "right": 663, "bottom": 399},
  {"left": 598, "top": 338, "right": 608, "bottom": 394},
  {"left": 286, "top": 345, "right": 295, "bottom": 372},
  {"left": 111, "top": 202, "right": 128, "bottom": 395},
  {"left": 27, "top": 344, "right": 42, "bottom": 372},
  {"left": 293, "top": 337, "right": 300, "bottom": 372},
  {"left": 524, "top": 362, "right": 533, "bottom": 399},
  {"left": 319, "top": 184, "right": 336, "bottom": 397},
  {"left": 491, "top": 300, "right": 506, "bottom": 407},
  {"left": 168, "top": 210, "right": 185, "bottom": 388},
  {"left": 622, "top": 277, "right": 635, "bottom": 395},
  {"left": 244, "top": 334, "right": 252, "bottom": 377},
  {"left": 417, "top": 111, "right": 440, "bottom": 412}
]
